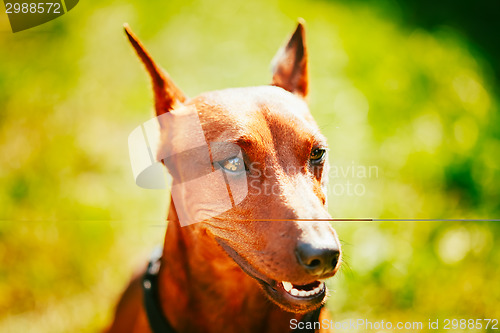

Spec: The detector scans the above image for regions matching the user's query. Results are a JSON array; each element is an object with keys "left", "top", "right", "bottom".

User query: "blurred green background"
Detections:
[{"left": 0, "top": 0, "right": 499, "bottom": 332}]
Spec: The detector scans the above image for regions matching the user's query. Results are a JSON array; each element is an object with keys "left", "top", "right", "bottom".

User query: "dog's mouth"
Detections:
[
  {"left": 280, "top": 280, "right": 325, "bottom": 298},
  {"left": 259, "top": 278, "right": 326, "bottom": 313},
  {"left": 216, "top": 238, "right": 327, "bottom": 313}
]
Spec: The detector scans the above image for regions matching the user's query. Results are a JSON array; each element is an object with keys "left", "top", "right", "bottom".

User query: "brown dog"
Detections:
[{"left": 106, "top": 21, "right": 341, "bottom": 333}]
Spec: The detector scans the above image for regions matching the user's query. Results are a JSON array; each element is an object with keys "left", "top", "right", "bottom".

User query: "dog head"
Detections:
[{"left": 126, "top": 21, "right": 341, "bottom": 313}]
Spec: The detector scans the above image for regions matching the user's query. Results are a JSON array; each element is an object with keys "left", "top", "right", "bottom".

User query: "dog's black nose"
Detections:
[{"left": 295, "top": 241, "right": 340, "bottom": 277}]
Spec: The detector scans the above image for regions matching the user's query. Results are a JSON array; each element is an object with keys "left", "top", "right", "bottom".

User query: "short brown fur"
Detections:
[{"left": 105, "top": 21, "right": 340, "bottom": 333}]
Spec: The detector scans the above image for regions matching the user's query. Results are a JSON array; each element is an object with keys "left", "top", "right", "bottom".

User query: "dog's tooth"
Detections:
[
  {"left": 305, "top": 291, "right": 312, "bottom": 296},
  {"left": 291, "top": 288, "right": 299, "bottom": 296},
  {"left": 282, "top": 281, "right": 293, "bottom": 292},
  {"left": 298, "top": 290, "right": 307, "bottom": 297}
]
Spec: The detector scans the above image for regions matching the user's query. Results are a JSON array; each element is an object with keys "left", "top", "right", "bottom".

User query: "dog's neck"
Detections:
[{"left": 158, "top": 197, "right": 302, "bottom": 333}]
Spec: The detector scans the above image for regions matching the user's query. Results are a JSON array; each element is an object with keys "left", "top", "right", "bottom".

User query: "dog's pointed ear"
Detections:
[
  {"left": 124, "top": 24, "right": 186, "bottom": 116},
  {"left": 271, "top": 20, "right": 308, "bottom": 98}
]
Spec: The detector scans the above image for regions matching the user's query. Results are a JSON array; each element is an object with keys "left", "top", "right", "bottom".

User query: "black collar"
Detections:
[
  {"left": 143, "top": 249, "right": 323, "bottom": 333},
  {"left": 143, "top": 248, "right": 176, "bottom": 333}
]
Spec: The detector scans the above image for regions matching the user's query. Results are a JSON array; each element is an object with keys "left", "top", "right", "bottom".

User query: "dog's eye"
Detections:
[
  {"left": 310, "top": 148, "right": 326, "bottom": 164},
  {"left": 219, "top": 157, "right": 246, "bottom": 173}
]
